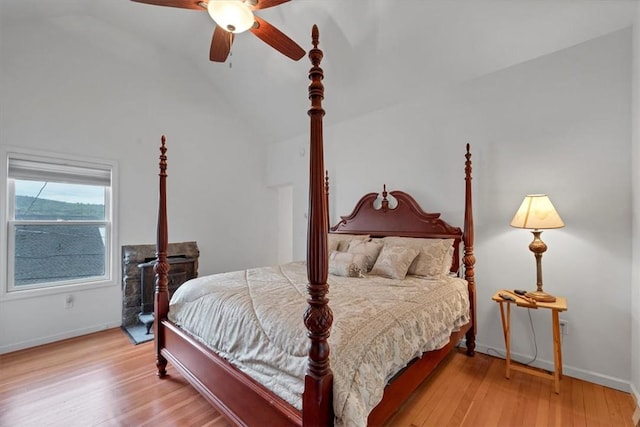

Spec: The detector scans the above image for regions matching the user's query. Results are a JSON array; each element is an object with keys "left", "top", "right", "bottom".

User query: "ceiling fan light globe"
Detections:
[{"left": 207, "top": 0, "right": 254, "bottom": 34}]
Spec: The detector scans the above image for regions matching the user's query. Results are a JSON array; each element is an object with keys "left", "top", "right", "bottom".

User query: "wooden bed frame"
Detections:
[{"left": 152, "top": 25, "right": 476, "bottom": 426}]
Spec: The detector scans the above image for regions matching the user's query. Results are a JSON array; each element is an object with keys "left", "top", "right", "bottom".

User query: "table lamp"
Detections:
[{"left": 510, "top": 194, "right": 564, "bottom": 303}]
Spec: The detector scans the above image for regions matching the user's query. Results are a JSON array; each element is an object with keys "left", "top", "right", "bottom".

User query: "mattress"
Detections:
[{"left": 168, "top": 261, "right": 469, "bottom": 427}]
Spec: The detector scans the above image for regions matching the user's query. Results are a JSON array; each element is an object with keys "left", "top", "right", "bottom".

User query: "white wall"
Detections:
[
  {"left": 267, "top": 140, "right": 310, "bottom": 258},
  {"left": 268, "top": 29, "right": 633, "bottom": 391},
  {"left": 631, "top": 1, "right": 640, "bottom": 407},
  {"left": 0, "top": 10, "right": 278, "bottom": 352}
]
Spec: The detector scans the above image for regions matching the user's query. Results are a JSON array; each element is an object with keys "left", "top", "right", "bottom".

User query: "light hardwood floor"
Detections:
[{"left": 0, "top": 328, "right": 636, "bottom": 426}]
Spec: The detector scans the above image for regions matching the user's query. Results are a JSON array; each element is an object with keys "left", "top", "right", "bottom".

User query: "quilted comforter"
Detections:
[{"left": 168, "top": 261, "right": 469, "bottom": 426}]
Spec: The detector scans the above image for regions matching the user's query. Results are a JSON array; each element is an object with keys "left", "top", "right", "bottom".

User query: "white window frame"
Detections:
[{"left": 0, "top": 146, "right": 119, "bottom": 300}]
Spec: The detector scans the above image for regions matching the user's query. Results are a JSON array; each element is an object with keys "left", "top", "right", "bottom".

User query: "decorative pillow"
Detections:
[
  {"left": 328, "top": 235, "right": 340, "bottom": 253},
  {"left": 327, "top": 233, "right": 369, "bottom": 253},
  {"left": 370, "top": 245, "right": 420, "bottom": 280},
  {"left": 347, "top": 239, "right": 383, "bottom": 272},
  {"left": 384, "top": 237, "right": 454, "bottom": 279},
  {"left": 329, "top": 251, "right": 367, "bottom": 278},
  {"left": 441, "top": 245, "right": 455, "bottom": 276}
]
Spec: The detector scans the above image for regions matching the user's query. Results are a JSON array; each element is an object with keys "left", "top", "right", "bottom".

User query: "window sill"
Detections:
[{"left": 0, "top": 279, "right": 117, "bottom": 302}]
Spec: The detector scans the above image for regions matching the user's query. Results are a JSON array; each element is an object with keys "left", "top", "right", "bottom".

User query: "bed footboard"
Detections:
[{"left": 160, "top": 320, "right": 301, "bottom": 426}]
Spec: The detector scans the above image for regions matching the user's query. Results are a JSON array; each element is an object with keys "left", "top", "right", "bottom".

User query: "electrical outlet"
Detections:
[
  {"left": 65, "top": 294, "right": 74, "bottom": 309},
  {"left": 559, "top": 319, "right": 568, "bottom": 336}
]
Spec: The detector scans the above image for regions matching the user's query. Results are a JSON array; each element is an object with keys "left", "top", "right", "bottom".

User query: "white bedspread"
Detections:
[{"left": 168, "top": 261, "right": 469, "bottom": 427}]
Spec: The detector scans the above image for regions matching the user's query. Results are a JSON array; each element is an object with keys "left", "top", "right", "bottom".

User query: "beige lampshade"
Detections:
[{"left": 510, "top": 194, "right": 564, "bottom": 230}]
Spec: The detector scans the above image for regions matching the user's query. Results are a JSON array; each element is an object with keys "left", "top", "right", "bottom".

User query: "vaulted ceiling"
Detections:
[{"left": 1, "top": 0, "right": 636, "bottom": 142}]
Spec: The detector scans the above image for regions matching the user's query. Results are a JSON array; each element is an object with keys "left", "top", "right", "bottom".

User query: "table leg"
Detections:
[
  {"left": 552, "top": 309, "right": 562, "bottom": 393},
  {"left": 556, "top": 313, "right": 563, "bottom": 378},
  {"left": 498, "top": 301, "right": 511, "bottom": 379}
]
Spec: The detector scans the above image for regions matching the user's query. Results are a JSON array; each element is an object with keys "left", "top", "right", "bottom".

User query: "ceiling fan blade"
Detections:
[
  {"left": 250, "top": 16, "right": 305, "bottom": 61},
  {"left": 130, "top": 0, "right": 205, "bottom": 10},
  {"left": 251, "top": 0, "right": 290, "bottom": 11},
  {"left": 210, "top": 25, "right": 234, "bottom": 62}
]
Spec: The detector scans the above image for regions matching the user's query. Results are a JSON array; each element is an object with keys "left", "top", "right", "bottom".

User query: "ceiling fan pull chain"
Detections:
[{"left": 229, "top": 32, "right": 233, "bottom": 69}]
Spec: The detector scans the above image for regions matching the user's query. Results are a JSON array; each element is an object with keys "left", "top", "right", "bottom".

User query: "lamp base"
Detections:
[{"left": 525, "top": 290, "right": 556, "bottom": 303}]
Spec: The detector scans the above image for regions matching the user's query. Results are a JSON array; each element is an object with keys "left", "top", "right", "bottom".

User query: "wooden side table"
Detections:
[{"left": 492, "top": 291, "right": 568, "bottom": 393}]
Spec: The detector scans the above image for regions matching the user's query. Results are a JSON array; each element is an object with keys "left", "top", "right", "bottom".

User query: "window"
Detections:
[{"left": 3, "top": 150, "right": 117, "bottom": 294}]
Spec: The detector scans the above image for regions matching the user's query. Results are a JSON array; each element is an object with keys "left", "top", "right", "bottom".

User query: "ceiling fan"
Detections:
[{"left": 130, "top": 0, "right": 305, "bottom": 62}]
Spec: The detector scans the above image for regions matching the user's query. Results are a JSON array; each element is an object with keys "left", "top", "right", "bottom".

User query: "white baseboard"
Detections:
[
  {"left": 0, "top": 321, "right": 121, "bottom": 354},
  {"left": 474, "top": 342, "right": 632, "bottom": 393}
]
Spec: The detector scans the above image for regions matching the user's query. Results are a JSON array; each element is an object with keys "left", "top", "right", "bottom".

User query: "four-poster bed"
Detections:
[{"left": 151, "top": 26, "right": 476, "bottom": 426}]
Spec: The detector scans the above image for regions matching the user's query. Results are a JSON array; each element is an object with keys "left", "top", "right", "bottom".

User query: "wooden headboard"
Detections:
[{"left": 329, "top": 186, "right": 464, "bottom": 273}]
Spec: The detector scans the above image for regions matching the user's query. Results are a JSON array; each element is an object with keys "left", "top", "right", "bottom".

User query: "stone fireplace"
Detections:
[{"left": 121, "top": 241, "right": 199, "bottom": 328}]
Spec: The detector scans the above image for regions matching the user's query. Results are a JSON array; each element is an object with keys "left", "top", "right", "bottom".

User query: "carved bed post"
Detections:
[
  {"left": 303, "top": 25, "right": 334, "bottom": 426},
  {"left": 155, "top": 136, "right": 170, "bottom": 376},
  {"left": 463, "top": 143, "right": 476, "bottom": 356}
]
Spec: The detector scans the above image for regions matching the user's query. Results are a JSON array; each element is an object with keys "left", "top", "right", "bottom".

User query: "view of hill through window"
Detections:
[{"left": 15, "top": 195, "right": 104, "bottom": 221}]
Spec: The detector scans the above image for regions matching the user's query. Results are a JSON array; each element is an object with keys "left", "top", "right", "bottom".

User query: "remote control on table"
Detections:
[{"left": 499, "top": 293, "right": 515, "bottom": 302}]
